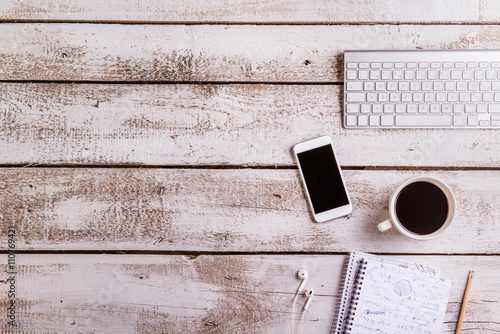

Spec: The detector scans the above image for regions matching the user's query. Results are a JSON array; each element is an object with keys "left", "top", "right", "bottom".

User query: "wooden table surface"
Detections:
[{"left": 1, "top": 1, "right": 500, "bottom": 333}]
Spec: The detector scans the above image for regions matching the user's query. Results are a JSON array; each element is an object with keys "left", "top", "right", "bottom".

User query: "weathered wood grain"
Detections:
[
  {"left": 0, "top": 0, "right": 499, "bottom": 23},
  {"left": 1, "top": 168, "right": 499, "bottom": 253},
  {"left": 0, "top": 254, "right": 498, "bottom": 333},
  {"left": 2, "top": 83, "right": 500, "bottom": 167},
  {"left": 2, "top": 24, "right": 500, "bottom": 82}
]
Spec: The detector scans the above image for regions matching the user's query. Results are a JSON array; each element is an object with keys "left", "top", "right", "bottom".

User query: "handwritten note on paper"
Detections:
[{"left": 348, "top": 259, "right": 452, "bottom": 334}]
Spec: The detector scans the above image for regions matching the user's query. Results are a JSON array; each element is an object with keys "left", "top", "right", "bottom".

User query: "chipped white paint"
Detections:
[
  {"left": 2, "top": 25, "right": 500, "bottom": 82},
  {"left": 0, "top": 254, "right": 498, "bottom": 333},
  {"left": 1, "top": 168, "right": 499, "bottom": 254},
  {"left": 1, "top": 84, "right": 499, "bottom": 167},
  {"left": 0, "top": 0, "right": 499, "bottom": 23}
]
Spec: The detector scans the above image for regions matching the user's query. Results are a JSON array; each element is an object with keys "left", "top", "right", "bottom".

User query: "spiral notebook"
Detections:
[{"left": 332, "top": 252, "right": 452, "bottom": 334}]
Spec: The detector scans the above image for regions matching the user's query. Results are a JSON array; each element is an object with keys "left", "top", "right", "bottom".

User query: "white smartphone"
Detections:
[{"left": 293, "top": 136, "right": 352, "bottom": 222}]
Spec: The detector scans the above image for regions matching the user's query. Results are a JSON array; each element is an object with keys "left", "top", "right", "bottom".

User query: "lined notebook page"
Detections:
[
  {"left": 332, "top": 252, "right": 441, "bottom": 334},
  {"left": 346, "top": 259, "right": 452, "bottom": 334}
]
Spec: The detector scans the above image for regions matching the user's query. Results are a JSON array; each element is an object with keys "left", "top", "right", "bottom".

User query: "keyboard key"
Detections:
[
  {"left": 393, "top": 70, "right": 403, "bottom": 79},
  {"left": 359, "top": 62, "right": 369, "bottom": 69},
  {"left": 401, "top": 92, "right": 412, "bottom": 102},
  {"left": 463, "top": 70, "right": 474, "bottom": 80},
  {"left": 436, "top": 92, "right": 447, "bottom": 102},
  {"left": 367, "top": 93, "right": 377, "bottom": 101},
  {"left": 416, "top": 70, "right": 426, "bottom": 80},
  {"left": 410, "top": 81, "right": 420, "bottom": 91},
  {"left": 418, "top": 104, "right": 430, "bottom": 113},
  {"left": 407, "top": 62, "right": 417, "bottom": 69},
  {"left": 371, "top": 62, "right": 381, "bottom": 68},
  {"left": 430, "top": 104, "right": 440, "bottom": 113},
  {"left": 358, "top": 70, "right": 369, "bottom": 80},
  {"left": 479, "top": 120, "right": 490, "bottom": 126},
  {"left": 346, "top": 63, "right": 357, "bottom": 69},
  {"left": 448, "top": 92, "right": 459, "bottom": 102},
  {"left": 370, "top": 71, "right": 381, "bottom": 80},
  {"left": 389, "top": 92, "right": 401, "bottom": 102},
  {"left": 471, "top": 92, "right": 481, "bottom": 102},
  {"left": 455, "top": 62, "right": 466, "bottom": 68},
  {"left": 483, "top": 92, "right": 494, "bottom": 102},
  {"left": 378, "top": 92, "right": 389, "bottom": 102},
  {"left": 451, "top": 70, "right": 461, "bottom": 80},
  {"left": 358, "top": 115, "right": 369, "bottom": 126},
  {"left": 486, "top": 70, "right": 496, "bottom": 79},
  {"left": 387, "top": 81, "right": 397, "bottom": 91},
  {"left": 424, "top": 92, "right": 435, "bottom": 102},
  {"left": 381, "top": 70, "right": 392, "bottom": 80},
  {"left": 382, "top": 62, "right": 393, "bottom": 68},
  {"left": 369, "top": 115, "right": 380, "bottom": 126},
  {"left": 346, "top": 115, "right": 357, "bottom": 126},
  {"left": 346, "top": 70, "right": 357, "bottom": 80},
  {"left": 453, "top": 115, "right": 467, "bottom": 126},
  {"left": 407, "top": 104, "right": 418, "bottom": 113},
  {"left": 346, "top": 104, "right": 360, "bottom": 113},
  {"left": 384, "top": 104, "right": 395, "bottom": 113},
  {"left": 395, "top": 115, "right": 452, "bottom": 126},
  {"left": 399, "top": 81, "right": 409, "bottom": 91},
  {"left": 454, "top": 104, "right": 464, "bottom": 113},
  {"left": 375, "top": 81, "right": 386, "bottom": 91},
  {"left": 439, "top": 70, "right": 450, "bottom": 80},
  {"left": 443, "top": 62, "right": 453, "bottom": 68},
  {"left": 442, "top": 104, "right": 452, "bottom": 113},
  {"left": 428, "top": 70, "right": 438, "bottom": 79},
  {"left": 468, "top": 115, "right": 479, "bottom": 126},
  {"left": 492, "top": 82, "right": 500, "bottom": 90},
  {"left": 477, "top": 104, "right": 487, "bottom": 113},
  {"left": 396, "top": 104, "right": 406, "bottom": 113},
  {"left": 421, "top": 81, "right": 433, "bottom": 91},
  {"left": 418, "top": 62, "right": 429, "bottom": 69},
  {"left": 459, "top": 93, "right": 470, "bottom": 102},
  {"left": 395, "top": 62, "right": 405, "bottom": 69},
  {"left": 361, "top": 104, "right": 371, "bottom": 113},
  {"left": 364, "top": 81, "right": 375, "bottom": 90},
  {"left": 346, "top": 81, "right": 363, "bottom": 90},
  {"left": 468, "top": 81, "right": 479, "bottom": 91},
  {"left": 413, "top": 92, "right": 424, "bottom": 102},
  {"left": 404, "top": 70, "right": 415, "bottom": 80},
  {"left": 467, "top": 62, "right": 478, "bottom": 68},
  {"left": 346, "top": 93, "right": 365, "bottom": 102},
  {"left": 479, "top": 62, "right": 489, "bottom": 68},
  {"left": 373, "top": 104, "right": 383, "bottom": 113},
  {"left": 489, "top": 104, "right": 500, "bottom": 113},
  {"left": 430, "top": 62, "right": 441, "bottom": 69},
  {"left": 480, "top": 81, "right": 491, "bottom": 90},
  {"left": 380, "top": 115, "right": 394, "bottom": 126},
  {"left": 445, "top": 81, "right": 456, "bottom": 91}
]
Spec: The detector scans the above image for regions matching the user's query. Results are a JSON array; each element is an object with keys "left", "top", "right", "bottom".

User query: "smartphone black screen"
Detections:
[{"left": 297, "top": 144, "right": 349, "bottom": 214}]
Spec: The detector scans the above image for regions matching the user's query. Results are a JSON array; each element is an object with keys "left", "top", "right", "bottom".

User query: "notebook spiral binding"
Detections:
[
  {"left": 330, "top": 255, "right": 357, "bottom": 334},
  {"left": 344, "top": 260, "right": 367, "bottom": 333}
]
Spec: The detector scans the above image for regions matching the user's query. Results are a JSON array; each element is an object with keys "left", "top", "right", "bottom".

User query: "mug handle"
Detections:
[{"left": 378, "top": 219, "right": 393, "bottom": 232}]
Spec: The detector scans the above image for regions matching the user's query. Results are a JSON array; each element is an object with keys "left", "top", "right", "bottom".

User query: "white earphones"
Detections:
[
  {"left": 303, "top": 288, "right": 314, "bottom": 310},
  {"left": 292, "top": 270, "right": 314, "bottom": 334},
  {"left": 296, "top": 269, "right": 308, "bottom": 292}
]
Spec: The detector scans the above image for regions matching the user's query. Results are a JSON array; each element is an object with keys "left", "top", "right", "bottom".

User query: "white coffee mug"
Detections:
[{"left": 377, "top": 176, "right": 456, "bottom": 240}]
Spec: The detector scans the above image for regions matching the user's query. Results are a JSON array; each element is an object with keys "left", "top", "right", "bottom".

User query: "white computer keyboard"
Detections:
[{"left": 344, "top": 50, "right": 500, "bottom": 129}]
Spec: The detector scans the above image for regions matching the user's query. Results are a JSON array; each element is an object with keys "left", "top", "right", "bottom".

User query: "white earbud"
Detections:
[
  {"left": 297, "top": 269, "right": 308, "bottom": 292},
  {"left": 303, "top": 288, "right": 314, "bottom": 310}
]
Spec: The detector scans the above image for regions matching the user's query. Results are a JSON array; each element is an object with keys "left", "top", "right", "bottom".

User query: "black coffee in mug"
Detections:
[{"left": 395, "top": 181, "right": 449, "bottom": 235}]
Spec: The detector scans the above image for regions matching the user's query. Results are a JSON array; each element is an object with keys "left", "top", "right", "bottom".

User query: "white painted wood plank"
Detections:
[
  {"left": 1, "top": 168, "right": 499, "bottom": 253},
  {"left": 2, "top": 83, "right": 500, "bottom": 167},
  {"left": 2, "top": 24, "right": 500, "bottom": 82},
  {"left": 0, "top": 254, "right": 497, "bottom": 333},
  {"left": 0, "top": 0, "right": 498, "bottom": 23}
]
